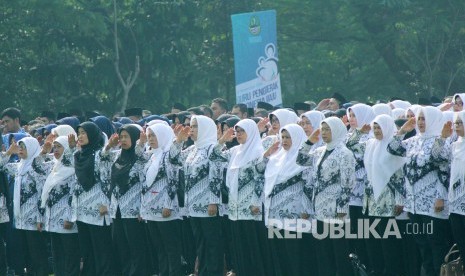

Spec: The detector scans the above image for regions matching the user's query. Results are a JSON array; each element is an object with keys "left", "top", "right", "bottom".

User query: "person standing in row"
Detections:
[
  {"left": 38, "top": 135, "right": 80, "bottom": 276},
  {"left": 170, "top": 115, "right": 223, "bottom": 276},
  {"left": 71, "top": 122, "right": 115, "bottom": 276},
  {"left": 212, "top": 119, "right": 266, "bottom": 276},
  {"left": 141, "top": 123, "right": 183, "bottom": 276}
]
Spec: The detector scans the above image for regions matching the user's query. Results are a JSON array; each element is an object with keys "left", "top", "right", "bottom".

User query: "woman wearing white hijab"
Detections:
[
  {"left": 140, "top": 123, "right": 182, "bottom": 276},
  {"left": 391, "top": 107, "right": 405, "bottom": 119},
  {"left": 345, "top": 103, "right": 375, "bottom": 265},
  {"left": 432, "top": 110, "right": 465, "bottom": 264},
  {"left": 453, "top": 93, "right": 465, "bottom": 112},
  {"left": 372, "top": 103, "right": 392, "bottom": 117},
  {"left": 212, "top": 119, "right": 266, "bottom": 276},
  {"left": 259, "top": 123, "right": 310, "bottom": 276},
  {"left": 51, "top": 125, "right": 77, "bottom": 138},
  {"left": 260, "top": 108, "right": 299, "bottom": 151},
  {"left": 297, "top": 117, "right": 356, "bottom": 276},
  {"left": 38, "top": 136, "right": 80, "bottom": 276},
  {"left": 388, "top": 106, "right": 450, "bottom": 276},
  {"left": 0, "top": 137, "right": 49, "bottom": 275},
  {"left": 356, "top": 115, "right": 407, "bottom": 275},
  {"left": 300, "top": 110, "right": 325, "bottom": 151},
  {"left": 171, "top": 115, "right": 223, "bottom": 276},
  {"left": 390, "top": 100, "right": 412, "bottom": 110}
]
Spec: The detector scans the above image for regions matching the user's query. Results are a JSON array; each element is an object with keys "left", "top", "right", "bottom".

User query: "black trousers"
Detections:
[
  {"left": 230, "top": 220, "right": 266, "bottom": 276},
  {"left": 397, "top": 219, "right": 421, "bottom": 276},
  {"left": 449, "top": 213, "right": 465, "bottom": 263},
  {"left": 268, "top": 229, "right": 301, "bottom": 276},
  {"left": 409, "top": 213, "right": 450, "bottom": 276},
  {"left": 181, "top": 217, "right": 196, "bottom": 274},
  {"left": 300, "top": 232, "right": 319, "bottom": 276},
  {"left": 50, "top": 232, "right": 80, "bottom": 276},
  {"left": 21, "top": 230, "right": 49, "bottom": 276},
  {"left": 348, "top": 205, "right": 369, "bottom": 269},
  {"left": 0, "top": 223, "right": 6, "bottom": 276},
  {"left": 190, "top": 216, "right": 223, "bottom": 276},
  {"left": 76, "top": 221, "right": 115, "bottom": 276},
  {"left": 112, "top": 217, "right": 149, "bottom": 276},
  {"left": 147, "top": 220, "right": 182, "bottom": 276},
  {"left": 315, "top": 220, "right": 353, "bottom": 276},
  {"left": 364, "top": 216, "right": 403, "bottom": 276}
]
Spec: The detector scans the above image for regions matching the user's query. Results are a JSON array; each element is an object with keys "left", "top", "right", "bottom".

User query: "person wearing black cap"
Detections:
[
  {"left": 231, "top": 103, "right": 248, "bottom": 119},
  {"left": 293, "top": 102, "right": 311, "bottom": 116},
  {"left": 255, "top": 101, "right": 273, "bottom": 114},
  {"left": 171, "top": 103, "right": 187, "bottom": 114},
  {"left": 124, "top": 107, "right": 143, "bottom": 122}
]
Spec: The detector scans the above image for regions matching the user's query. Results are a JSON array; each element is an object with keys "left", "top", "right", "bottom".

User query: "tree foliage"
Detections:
[{"left": 1, "top": 0, "right": 465, "bottom": 120}]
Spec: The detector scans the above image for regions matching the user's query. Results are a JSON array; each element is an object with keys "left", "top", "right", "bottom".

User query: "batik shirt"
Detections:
[
  {"left": 387, "top": 135, "right": 449, "bottom": 219},
  {"left": 210, "top": 144, "right": 263, "bottom": 221}
]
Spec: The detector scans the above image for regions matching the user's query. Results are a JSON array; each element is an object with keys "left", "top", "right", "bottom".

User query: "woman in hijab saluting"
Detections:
[
  {"left": 171, "top": 115, "right": 223, "bottom": 276},
  {"left": 104, "top": 124, "right": 149, "bottom": 276},
  {"left": 0, "top": 137, "right": 50, "bottom": 275},
  {"left": 38, "top": 135, "right": 80, "bottom": 276},
  {"left": 297, "top": 117, "right": 356, "bottom": 276},
  {"left": 71, "top": 121, "right": 115, "bottom": 276}
]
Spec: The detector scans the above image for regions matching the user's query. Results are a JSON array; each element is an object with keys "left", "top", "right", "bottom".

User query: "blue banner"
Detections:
[{"left": 231, "top": 10, "right": 282, "bottom": 108}]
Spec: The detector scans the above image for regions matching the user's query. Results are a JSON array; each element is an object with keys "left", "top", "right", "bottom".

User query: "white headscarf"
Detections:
[
  {"left": 14, "top": 137, "right": 41, "bottom": 219},
  {"left": 373, "top": 103, "right": 392, "bottom": 117},
  {"left": 301, "top": 110, "right": 325, "bottom": 130},
  {"left": 191, "top": 115, "right": 217, "bottom": 149},
  {"left": 450, "top": 111, "right": 465, "bottom": 200},
  {"left": 264, "top": 124, "right": 307, "bottom": 198},
  {"left": 322, "top": 117, "right": 348, "bottom": 151},
  {"left": 147, "top": 119, "right": 169, "bottom": 126},
  {"left": 454, "top": 93, "right": 465, "bottom": 111},
  {"left": 269, "top": 109, "right": 299, "bottom": 129},
  {"left": 40, "top": 136, "right": 75, "bottom": 208},
  {"left": 391, "top": 108, "right": 405, "bottom": 120},
  {"left": 144, "top": 124, "right": 175, "bottom": 188},
  {"left": 364, "top": 115, "right": 407, "bottom": 200},
  {"left": 405, "top": 104, "right": 422, "bottom": 118},
  {"left": 226, "top": 119, "right": 264, "bottom": 201},
  {"left": 348, "top": 103, "right": 375, "bottom": 129},
  {"left": 51, "top": 125, "right": 77, "bottom": 137},
  {"left": 390, "top": 100, "right": 412, "bottom": 110},
  {"left": 416, "top": 106, "right": 443, "bottom": 138}
]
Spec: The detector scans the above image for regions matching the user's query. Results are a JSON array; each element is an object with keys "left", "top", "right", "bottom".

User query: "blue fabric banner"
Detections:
[{"left": 231, "top": 10, "right": 282, "bottom": 108}]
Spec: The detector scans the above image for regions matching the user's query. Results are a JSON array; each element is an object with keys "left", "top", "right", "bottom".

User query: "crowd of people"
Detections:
[{"left": 0, "top": 92, "right": 464, "bottom": 276}]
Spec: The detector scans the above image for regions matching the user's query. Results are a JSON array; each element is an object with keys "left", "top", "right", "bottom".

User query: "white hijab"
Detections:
[
  {"left": 454, "top": 93, "right": 465, "bottom": 111},
  {"left": 14, "top": 137, "right": 41, "bottom": 219},
  {"left": 144, "top": 124, "right": 175, "bottom": 188},
  {"left": 51, "top": 125, "right": 77, "bottom": 137},
  {"left": 416, "top": 106, "right": 443, "bottom": 138},
  {"left": 373, "top": 103, "right": 392, "bottom": 117},
  {"left": 391, "top": 108, "right": 405, "bottom": 120},
  {"left": 269, "top": 109, "right": 299, "bottom": 129},
  {"left": 301, "top": 110, "right": 325, "bottom": 147},
  {"left": 390, "top": 100, "right": 412, "bottom": 110},
  {"left": 322, "top": 117, "right": 348, "bottom": 151},
  {"left": 450, "top": 111, "right": 465, "bottom": 200},
  {"left": 191, "top": 115, "right": 217, "bottom": 149},
  {"left": 405, "top": 104, "right": 422, "bottom": 118},
  {"left": 348, "top": 103, "right": 375, "bottom": 130},
  {"left": 40, "top": 136, "right": 75, "bottom": 208},
  {"left": 226, "top": 119, "right": 264, "bottom": 201},
  {"left": 264, "top": 124, "right": 307, "bottom": 198},
  {"left": 364, "top": 115, "right": 407, "bottom": 200}
]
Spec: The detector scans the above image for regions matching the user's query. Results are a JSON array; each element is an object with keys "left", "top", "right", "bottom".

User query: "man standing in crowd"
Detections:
[
  {"left": 210, "top": 98, "right": 229, "bottom": 120},
  {"left": 231, "top": 103, "right": 249, "bottom": 119}
]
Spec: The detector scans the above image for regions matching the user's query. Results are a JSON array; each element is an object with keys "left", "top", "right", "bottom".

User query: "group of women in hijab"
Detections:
[{"left": 1, "top": 96, "right": 465, "bottom": 276}]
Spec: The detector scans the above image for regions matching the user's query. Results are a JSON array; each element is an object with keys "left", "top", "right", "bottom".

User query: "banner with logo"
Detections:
[{"left": 231, "top": 10, "right": 282, "bottom": 108}]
